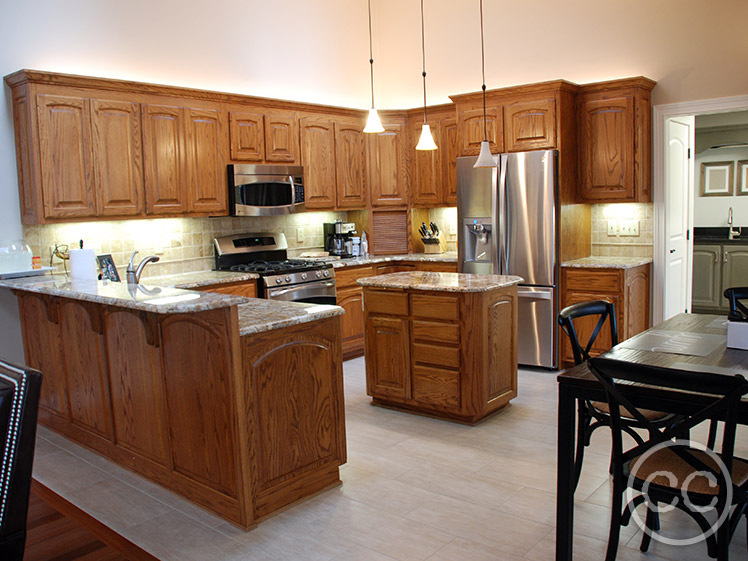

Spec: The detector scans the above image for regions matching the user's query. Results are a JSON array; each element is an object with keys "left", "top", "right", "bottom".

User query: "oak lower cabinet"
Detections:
[
  {"left": 692, "top": 243, "right": 748, "bottom": 313},
  {"left": 335, "top": 265, "right": 374, "bottom": 360},
  {"left": 361, "top": 275, "right": 519, "bottom": 424},
  {"left": 15, "top": 291, "right": 345, "bottom": 530},
  {"left": 560, "top": 263, "right": 651, "bottom": 366},
  {"left": 194, "top": 280, "right": 258, "bottom": 298}
]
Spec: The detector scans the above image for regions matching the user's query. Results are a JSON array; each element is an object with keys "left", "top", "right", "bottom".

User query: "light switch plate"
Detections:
[
  {"left": 296, "top": 227, "right": 304, "bottom": 243},
  {"left": 619, "top": 219, "right": 640, "bottom": 236},
  {"left": 607, "top": 220, "right": 618, "bottom": 236}
]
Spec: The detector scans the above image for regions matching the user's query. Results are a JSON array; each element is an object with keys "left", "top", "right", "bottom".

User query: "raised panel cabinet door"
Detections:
[
  {"left": 229, "top": 111, "right": 264, "bottom": 161},
  {"left": 142, "top": 104, "right": 187, "bottom": 214},
  {"left": 723, "top": 247, "right": 748, "bottom": 309},
  {"left": 410, "top": 117, "right": 442, "bottom": 206},
  {"left": 691, "top": 245, "right": 722, "bottom": 311},
  {"left": 18, "top": 294, "right": 68, "bottom": 420},
  {"left": 264, "top": 111, "right": 299, "bottom": 163},
  {"left": 91, "top": 99, "right": 144, "bottom": 216},
  {"left": 458, "top": 105, "right": 503, "bottom": 156},
  {"left": 36, "top": 94, "right": 96, "bottom": 218},
  {"left": 367, "top": 123, "right": 408, "bottom": 207},
  {"left": 578, "top": 94, "right": 635, "bottom": 201},
  {"left": 560, "top": 289, "right": 621, "bottom": 365},
  {"left": 623, "top": 266, "right": 650, "bottom": 339},
  {"left": 299, "top": 117, "right": 336, "bottom": 209},
  {"left": 365, "top": 315, "right": 410, "bottom": 400},
  {"left": 58, "top": 300, "right": 112, "bottom": 439},
  {"left": 442, "top": 117, "right": 459, "bottom": 205},
  {"left": 337, "top": 288, "right": 365, "bottom": 359},
  {"left": 334, "top": 120, "right": 366, "bottom": 208},
  {"left": 104, "top": 310, "right": 169, "bottom": 465},
  {"left": 185, "top": 108, "right": 228, "bottom": 214},
  {"left": 503, "top": 97, "right": 557, "bottom": 152}
]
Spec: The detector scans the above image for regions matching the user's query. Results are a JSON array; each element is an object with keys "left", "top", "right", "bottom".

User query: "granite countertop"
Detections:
[
  {"left": 331, "top": 251, "right": 458, "bottom": 268},
  {"left": 357, "top": 271, "right": 523, "bottom": 292},
  {"left": 146, "top": 269, "right": 260, "bottom": 289},
  {"left": 236, "top": 299, "right": 343, "bottom": 336},
  {"left": 0, "top": 274, "right": 248, "bottom": 313},
  {"left": 561, "top": 256, "right": 653, "bottom": 269},
  {"left": 693, "top": 227, "right": 748, "bottom": 245}
]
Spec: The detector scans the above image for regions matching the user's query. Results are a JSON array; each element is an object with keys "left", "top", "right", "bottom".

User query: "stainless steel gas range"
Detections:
[{"left": 213, "top": 233, "right": 336, "bottom": 304}]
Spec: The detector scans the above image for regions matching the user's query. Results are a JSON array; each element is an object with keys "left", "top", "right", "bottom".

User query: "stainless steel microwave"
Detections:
[{"left": 228, "top": 164, "right": 305, "bottom": 216}]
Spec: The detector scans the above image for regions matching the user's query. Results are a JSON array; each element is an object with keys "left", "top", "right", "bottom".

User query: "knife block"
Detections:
[{"left": 422, "top": 232, "right": 447, "bottom": 254}]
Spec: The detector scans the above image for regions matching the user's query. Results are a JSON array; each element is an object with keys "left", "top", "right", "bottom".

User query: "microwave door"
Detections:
[{"left": 232, "top": 175, "right": 304, "bottom": 216}]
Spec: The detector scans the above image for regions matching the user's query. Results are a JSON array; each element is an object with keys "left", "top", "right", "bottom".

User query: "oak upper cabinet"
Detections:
[
  {"left": 300, "top": 116, "right": 336, "bottom": 209},
  {"left": 455, "top": 103, "right": 503, "bottom": 156},
  {"left": 142, "top": 104, "right": 227, "bottom": 215},
  {"left": 577, "top": 77, "right": 655, "bottom": 203},
  {"left": 367, "top": 121, "right": 408, "bottom": 207},
  {"left": 503, "top": 96, "right": 556, "bottom": 152},
  {"left": 442, "top": 116, "right": 459, "bottom": 205},
  {"left": 409, "top": 113, "right": 443, "bottom": 206},
  {"left": 334, "top": 118, "right": 367, "bottom": 208},
  {"left": 229, "top": 109, "right": 299, "bottom": 163},
  {"left": 36, "top": 94, "right": 97, "bottom": 219}
]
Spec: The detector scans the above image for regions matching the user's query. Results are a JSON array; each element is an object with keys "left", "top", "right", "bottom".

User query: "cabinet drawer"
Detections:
[
  {"left": 411, "top": 294, "right": 460, "bottom": 321},
  {"left": 564, "top": 269, "right": 621, "bottom": 292},
  {"left": 412, "top": 320, "right": 460, "bottom": 344},
  {"left": 335, "top": 265, "right": 375, "bottom": 289},
  {"left": 412, "top": 365, "right": 459, "bottom": 410},
  {"left": 413, "top": 343, "right": 460, "bottom": 369},
  {"left": 365, "top": 290, "right": 408, "bottom": 316}
]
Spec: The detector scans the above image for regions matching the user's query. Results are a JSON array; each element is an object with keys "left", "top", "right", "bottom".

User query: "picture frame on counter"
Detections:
[
  {"left": 97, "top": 254, "right": 120, "bottom": 282},
  {"left": 738, "top": 160, "right": 748, "bottom": 196},
  {"left": 700, "top": 161, "right": 734, "bottom": 196}
]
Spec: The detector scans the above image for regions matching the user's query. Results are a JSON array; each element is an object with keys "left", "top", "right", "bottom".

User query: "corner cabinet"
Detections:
[
  {"left": 577, "top": 77, "right": 655, "bottom": 203},
  {"left": 560, "top": 263, "right": 651, "bottom": 366}
]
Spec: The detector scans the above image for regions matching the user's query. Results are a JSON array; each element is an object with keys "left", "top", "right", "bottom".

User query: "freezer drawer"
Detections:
[{"left": 517, "top": 287, "right": 556, "bottom": 369}]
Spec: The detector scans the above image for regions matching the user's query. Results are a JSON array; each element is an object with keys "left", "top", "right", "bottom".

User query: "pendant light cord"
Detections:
[
  {"left": 480, "top": 0, "right": 487, "bottom": 141},
  {"left": 368, "top": 0, "right": 375, "bottom": 108},
  {"left": 420, "top": 0, "right": 428, "bottom": 125}
]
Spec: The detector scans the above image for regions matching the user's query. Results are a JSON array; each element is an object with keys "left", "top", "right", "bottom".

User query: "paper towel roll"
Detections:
[{"left": 69, "top": 248, "right": 98, "bottom": 281}]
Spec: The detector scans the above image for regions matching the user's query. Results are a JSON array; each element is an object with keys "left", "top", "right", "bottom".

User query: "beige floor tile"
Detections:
[
  {"left": 406, "top": 494, "right": 553, "bottom": 557},
  {"left": 32, "top": 450, "right": 110, "bottom": 494},
  {"left": 426, "top": 537, "right": 525, "bottom": 561},
  {"left": 338, "top": 466, "right": 440, "bottom": 516}
]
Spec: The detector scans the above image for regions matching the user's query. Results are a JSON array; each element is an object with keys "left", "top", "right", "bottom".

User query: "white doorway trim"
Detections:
[{"left": 653, "top": 94, "right": 748, "bottom": 325}]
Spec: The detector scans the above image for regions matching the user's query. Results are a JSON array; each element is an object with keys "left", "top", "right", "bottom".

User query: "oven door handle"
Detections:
[{"left": 267, "top": 280, "right": 336, "bottom": 298}]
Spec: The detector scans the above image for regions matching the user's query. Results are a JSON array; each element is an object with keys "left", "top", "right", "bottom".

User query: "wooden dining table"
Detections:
[{"left": 555, "top": 313, "right": 748, "bottom": 561}]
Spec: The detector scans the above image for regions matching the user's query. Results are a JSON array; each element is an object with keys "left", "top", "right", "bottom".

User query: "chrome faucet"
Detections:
[
  {"left": 728, "top": 207, "right": 742, "bottom": 240},
  {"left": 126, "top": 251, "right": 160, "bottom": 284}
]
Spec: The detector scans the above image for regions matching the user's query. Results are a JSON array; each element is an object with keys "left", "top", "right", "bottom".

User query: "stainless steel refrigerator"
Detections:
[{"left": 457, "top": 150, "right": 558, "bottom": 369}]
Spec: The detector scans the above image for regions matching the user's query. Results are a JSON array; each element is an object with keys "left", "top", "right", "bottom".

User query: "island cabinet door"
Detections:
[
  {"left": 57, "top": 300, "right": 113, "bottom": 440},
  {"left": 104, "top": 309, "right": 169, "bottom": 465},
  {"left": 17, "top": 293, "right": 68, "bottom": 421},
  {"left": 365, "top": 315, "right": 410, "bottom": 400}
]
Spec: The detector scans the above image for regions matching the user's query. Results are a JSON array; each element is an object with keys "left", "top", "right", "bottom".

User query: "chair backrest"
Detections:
[
  {"left": 0, "top": 358, "right": 42, "bottom": 560},
  {"left": 558, "top": 300, "right": 619, "bottom": 365},
  {"left": 589, "top": 356, "right": 748, "bottom": 502},
  {"left": 724, "top": 287, "right": 748, "bottom": 322}
]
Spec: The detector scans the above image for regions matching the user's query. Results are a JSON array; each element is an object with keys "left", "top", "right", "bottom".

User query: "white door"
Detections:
[{"left": 664, "top": 116, "right": 694, "bottom": 319}]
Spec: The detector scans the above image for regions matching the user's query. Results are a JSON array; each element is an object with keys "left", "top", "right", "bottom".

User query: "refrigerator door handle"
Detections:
[
  {"left": 498, "top": 154, "right": 509, "bottom": 275},
  {"left": 517, "top": 289, "right": 553, "bottom": 300}
]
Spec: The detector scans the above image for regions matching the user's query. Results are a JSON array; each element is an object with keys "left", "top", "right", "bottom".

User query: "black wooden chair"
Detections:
[
  {"left": 558, "top": 300, "right": 676, "bottom": 486},
  {"left": 0, "top": 358, "right": 42, "bottom": 561},
  {"left": 588, "top": 356, "right": 748, "bottom": 561},
  {"left": 724, "top": 287, "right": 748, "bottom": 322}
]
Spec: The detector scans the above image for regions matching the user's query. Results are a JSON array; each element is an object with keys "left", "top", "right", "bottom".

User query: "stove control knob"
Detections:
[
  {"left": 275, "top": 278, "right": 282, "bottom": 284},
  {"left": 301, "top": 273, "right": 308, "bottom": 280},
  {"left": 323, "top": 270, "right": 330, "bottom": 278},
  {"left": 315, "top": 271, "right": 322, "bottom": 278},
  {"left": 285, "top": 276, "right": 291, "bottom": 283}
]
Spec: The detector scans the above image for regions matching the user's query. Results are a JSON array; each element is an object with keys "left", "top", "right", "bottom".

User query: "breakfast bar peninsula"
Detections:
[
  {"left": 3, "top": 273, "right": 346, "bottom": 530},
  {"left": 358, "top": 271, "right": 522, "bottom": 424}
]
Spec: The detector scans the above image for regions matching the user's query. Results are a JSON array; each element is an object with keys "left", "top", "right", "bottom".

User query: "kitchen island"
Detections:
[
  {"left": 359, "top": 271, "right": 522, "bottom": 424},
  {"left": 2, "top": 274, "right": 346, "bottom": 530}
]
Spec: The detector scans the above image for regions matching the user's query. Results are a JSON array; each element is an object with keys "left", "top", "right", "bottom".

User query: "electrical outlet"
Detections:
[
  {"left": 449, "top": 222, "right": 456, "bottom": 234},
  {"left": 619, "top": 219, "right": 640, "bottom": 237},
  {"left": 296, "top": 227, "right": 304, "bottom": 244},
  {"left": 607, "top": 220, "right": 618, "bottom": 236}
]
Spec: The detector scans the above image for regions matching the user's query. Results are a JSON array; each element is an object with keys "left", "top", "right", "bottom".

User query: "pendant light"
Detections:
[
  {"left": 474, "top": 0, "right": 496, "bottom": 167},
  {"left": 415, "top": 0, "right": 437, "bottom": 150},
  {"left": 363, "top": 0, "right": 384, "bottom": 133}
]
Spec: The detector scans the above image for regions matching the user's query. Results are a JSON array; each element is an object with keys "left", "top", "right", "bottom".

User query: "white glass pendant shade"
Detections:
[
  {"left": 364, "top": 107, "right": 384, "bottom": 133},
  {"left": 474, "top": 140, "right": 496, "bottom": 167},
  {"left": 416, "top": 124, "right": 438, "bottom": 151}
]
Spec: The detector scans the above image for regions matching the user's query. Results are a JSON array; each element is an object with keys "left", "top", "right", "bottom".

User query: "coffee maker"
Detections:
[{"left": 324, "top": 221, "right": 357, "bottom": 257}]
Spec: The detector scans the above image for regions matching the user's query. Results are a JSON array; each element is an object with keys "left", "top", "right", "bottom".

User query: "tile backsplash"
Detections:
[
  {"left": 23, "top": 211, "right": 345, "bottom": 279},
  {"left": 590, "top": 203, "right": 653, "bottom": 258}
]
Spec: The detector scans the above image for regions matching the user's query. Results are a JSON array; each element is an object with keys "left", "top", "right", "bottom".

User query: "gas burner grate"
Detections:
[{"left": 229, "top": 259, "right": 328, "bottom": 274}]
